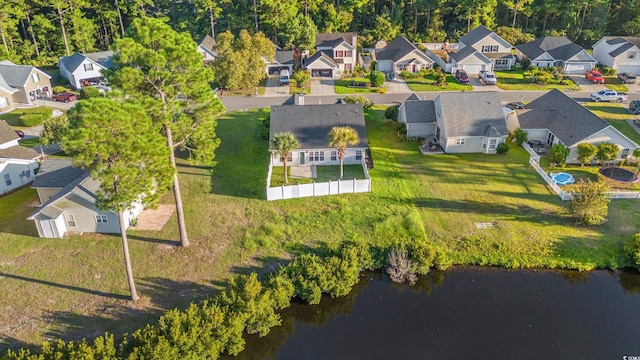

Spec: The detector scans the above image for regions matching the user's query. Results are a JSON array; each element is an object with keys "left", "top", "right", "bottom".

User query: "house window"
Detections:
[
  {"left": 31, "top": 72, "right": 40, "bottom": 82},
  {"left": 629, "top": 51, "right": 637, "bottom": 59},
  {"left": 335, "top": 50, "right": 345, "bottom": 58},
  {"left": 4, "top": 174, "right": 11, "bottom": 186},
  {"left": 621, "top": 148, "right": 630, "bottom": 159},
  {"left": 64, "top": 214, "right": 77, "bottom": 228},
  {"left": 310, "top": 151, "right": 324, "bottom": 162},
  {"left": 489, "top": 139, "right": 497, "bottom": 150},
  {"left": 481, "top": 45, "right": 499, "bottom": 53},
  {"left": 287, "top": 152, "right": 292, "bottom": 162},
  {"left": 456, "top": 138, "right": 466, "bottom": 145},
  {"left": 345, "top": 63, "right": 352, "bottom": 71},
  {"left": 331, "top": 150, "right": 337, "bottom": 161},
  {"left": 84, "top": 63, "right": 94, "bottom": 71},
  {"left": 346, "top": 50, "right": 353, "bottom": 58},
  {"left": 95, "top": 214, "right": 109, "bottom": 223},
  {"left": 0, "top": 97, "right": 7, "bottom": 108},
  {"left": 355, "top": 150, "right": 362, "bottom": 160},
  {"left": 495, "top": 59, "right": 509, "bottom": 68}
]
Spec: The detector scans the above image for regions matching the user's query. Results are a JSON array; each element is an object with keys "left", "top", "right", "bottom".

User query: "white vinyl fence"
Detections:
[
  {"left": 522, "top": 142, "right": 540, "bottom": 163},
  {"left": 266, "top": 158, "right": 372, "bottom": 201},
  {"left": 528, "top": 156, "right": 640, "bottom": 201}
]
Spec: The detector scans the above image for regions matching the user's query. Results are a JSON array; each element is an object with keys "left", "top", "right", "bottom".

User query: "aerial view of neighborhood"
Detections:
[{"left": 1, "top": 0, "right": 640, "bottom": 358}]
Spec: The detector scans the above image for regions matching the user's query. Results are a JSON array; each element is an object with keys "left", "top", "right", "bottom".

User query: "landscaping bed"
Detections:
[
  {"left": 334, "top": 77, "right": 377, "bottom": 94},
  {"left": 496, "top": 68, "right": 578, "bottom": 91},
  {"left": 404, "top": 74, "right": 472, "bottom": 92}
]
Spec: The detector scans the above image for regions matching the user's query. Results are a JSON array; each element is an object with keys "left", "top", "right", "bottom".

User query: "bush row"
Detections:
[
  {"left": 19, "top": 108, "right": 52, "bottom": 126},
  {"left": 6, "top": 240, "right": 448, "bottom": 359}
]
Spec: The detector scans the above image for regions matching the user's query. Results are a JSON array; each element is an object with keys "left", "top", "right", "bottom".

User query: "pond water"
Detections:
[{"left": 231, "top": 267, "right": 640, "bottom": 360}]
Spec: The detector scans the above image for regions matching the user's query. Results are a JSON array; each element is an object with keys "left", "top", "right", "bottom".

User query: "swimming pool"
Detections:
[{"left": 550, "top": 172, "right": 575, "bottom": 185}]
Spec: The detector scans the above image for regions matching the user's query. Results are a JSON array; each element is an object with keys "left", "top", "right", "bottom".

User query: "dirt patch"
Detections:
[{"left": 131, "top": 205, "right": 175, "bottom": 231}]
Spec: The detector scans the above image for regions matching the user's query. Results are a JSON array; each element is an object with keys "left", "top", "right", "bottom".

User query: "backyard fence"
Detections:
[
  {"left": 528, "top": 156, "right": 640, "bottom": 201},
  {"left": 522, "top": 142, "right": 540, "bottom": 163},
  {"left": 265, "top": 157, "right": 372, "bottom": 201}
]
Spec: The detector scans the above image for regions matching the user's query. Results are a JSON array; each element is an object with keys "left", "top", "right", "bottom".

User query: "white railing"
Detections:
[
  {"left": 522, "top": 142, "right": 540, "bottom": 163},
  {"left": 265, "top": 157, "right": 372, "bottom": 201}
]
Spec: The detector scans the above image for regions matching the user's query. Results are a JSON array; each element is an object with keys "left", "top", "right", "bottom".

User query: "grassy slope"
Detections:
[{"left": 1, "top": 107, "right": 640, "bottom": 351}]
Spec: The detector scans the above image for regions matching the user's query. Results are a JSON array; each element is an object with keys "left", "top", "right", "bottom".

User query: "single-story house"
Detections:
[
  {"left": 304, "top": 32, "right": 358, "bottom": 78},
  {"left": 0, "top": 60, "right": 51, "bottom": 107},
  {"left": 0, "top": 120, "right": 40, "bottom": 195},
  {"left": 373, "top": 36, "right": 436, "bottom": 74},
  {"left": 269, "top": 102, "right": 368, "bottom": 167},
  {"left": 505, "top": 89, "right": 638, "bottom": 164},
  {"left": 516, "top": 36, "right": 597, "bottom": 74},
  {"left": 28, "top": 158, "right": 143, "bottom": 238},
  {"left": 592, "top": 36, "right": 640, "bottom": 75},
  {"left": 399, "top": 91, "right": 508, "bottom": 154},
  {"left": 452, "top": 25, "right": 516, "bottom": 73},
  {"left": 57, "top": 51, "right": 114, "bottom": 89},
  {"left": 266, "top": 50, "right": 294, "bottom": 76},
  {"left": 198, "top": 34, "right": 217, "bottom": 63}
]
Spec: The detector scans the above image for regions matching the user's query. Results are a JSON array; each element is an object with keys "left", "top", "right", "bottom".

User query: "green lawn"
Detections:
[
  {"left": 584, "top": 102, "right": 640, "bottom": 144},
  {"left": 496, "top": 68, "right": 579, "bottom": 91},
  {"left": 334, "top": 77, "right": 377, "bottom": 94},
  {"left": 270, "top": 165, "right": 366, "bottom": 187},
  {"left": 604, "top": 76, "right": 629, "bottom": 92},
  {"left": 2, "top": 106, "right": 640, "bottom": 352},
  {"left": 289, "top": 80, "right": 311, "bottom": 95},
  {"left": 404, "top": 74, "right": 473, "bottom": 92}
]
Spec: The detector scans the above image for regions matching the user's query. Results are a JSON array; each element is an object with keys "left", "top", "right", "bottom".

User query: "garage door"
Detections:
[
  {"left": 617, "top": 65, "right": 640, "bottom": 75},
  {"left": 564, "top": 64, "right": 587, "bottom": 74},
  {"left": 461, "top": 64, "right": 485, "bottom": 75},
  {"left": 269, "top": 66, "right": 289, "bottom": 75},
  {"left": 311, "top": 69, "right": 333, "bottom": 77}
]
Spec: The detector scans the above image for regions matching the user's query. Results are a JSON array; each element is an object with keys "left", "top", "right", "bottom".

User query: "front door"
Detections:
[
  {"left": 299, "top": 151, "right": 305, "bottom": 165},
  {"left": 547, "top": 133, "right": 555, "bottom": 147}
]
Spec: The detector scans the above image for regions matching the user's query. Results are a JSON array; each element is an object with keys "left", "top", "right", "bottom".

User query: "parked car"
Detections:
[
  {"left": 52, "top": 91, "right": 77, "bottom": 102},
  {"left": 14, "top": 130, "right": 24, "bottom": 138},
  {"left": 630, "top": 100, "right": 640, "bottom": 115},
  {"left": 590, "top": 89, "right": 628, "bottom": 103},
  {"left": 478, "top": 70, "right": 497, "bottom": 85},
  {"left": 617, "top": 72, "right": 637, "bottom": 84},
  {"left": 454, "top": 69, "right": 469, "bottom": 84},
  {"left": 506, "top": 102, "right": 525, "bottom": 110},
  {"left": 585, "top": 69, "right": 604, "bottom": 84}
]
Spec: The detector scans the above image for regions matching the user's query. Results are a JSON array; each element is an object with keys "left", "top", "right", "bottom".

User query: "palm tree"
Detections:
[
  {"left": 271, "top": 132, "right": 300, "bottom": 185},
  {"left": 329, "top": 126, "right": 360, "bottom": 179}
]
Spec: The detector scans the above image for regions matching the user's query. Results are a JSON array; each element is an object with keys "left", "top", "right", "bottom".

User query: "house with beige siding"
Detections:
[
  {"left": 0, "top": 121, "right": 40, "bottom": 195},
  {"left": 449, "top": 25, "right": 516, "bottom": 74},
  {"left": 505, "top": 89, "right": 638, "bottom": 164},
  {"left": 0, "top": 60, "right": 51, "bottom": 106},
  {"left": 373, "top": 36, "right": 436, "bottom": 74}
]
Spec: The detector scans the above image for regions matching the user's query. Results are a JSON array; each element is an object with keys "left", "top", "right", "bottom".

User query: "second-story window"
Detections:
[
  {"left": 84, "top": 63, "right": 94, "bottom": 71},
  {"left": 481, "top": 45, "right": 499, "bottom": 53}
]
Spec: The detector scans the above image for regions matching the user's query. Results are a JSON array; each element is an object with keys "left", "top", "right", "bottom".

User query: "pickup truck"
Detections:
[
  {"left": 590, "top": 90, "right": 628, "bottom": 103},
  {"left": 478, "top": 70, "right": 497, "bottom": 85},
  {"left": 617, "top": 72, "right": 637, "bottom": 84},
  {"left": 585, "top": 69, "right": 604, "bottom": 84}
]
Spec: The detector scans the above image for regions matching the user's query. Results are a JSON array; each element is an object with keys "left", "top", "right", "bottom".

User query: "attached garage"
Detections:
[
  {"left": 461, "top": 64, "right": 486, "bottom": 75},
  {"left": 311, "top": 69, "right": 333, "bottom": 77},
  {"left": 267, "top": 65, "right": 292, "bottom": 75},
  {"left": 616, "top": 64, "right": 640, "bottom": 75},
  {"left": 564, "top": 63, "right": 590, "bottom": 74}
]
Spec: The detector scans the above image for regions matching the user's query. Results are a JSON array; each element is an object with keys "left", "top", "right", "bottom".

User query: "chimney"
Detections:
[{"left": 294, "top": 93, "right": 304, "bottom": 105}]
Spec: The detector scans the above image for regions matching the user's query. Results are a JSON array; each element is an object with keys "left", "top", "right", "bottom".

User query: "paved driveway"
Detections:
[
  {"left": 384, "top": 78, "right": 411, "bottom": 93},
  {"left": 311, "top": 79, "right": 336, "bottom": 95},
  {"left": 264, "top": 76, "right": 290, "bottom": 97},
  {"left": 569, "top": 75, "right": 606, "bottom": 93}
]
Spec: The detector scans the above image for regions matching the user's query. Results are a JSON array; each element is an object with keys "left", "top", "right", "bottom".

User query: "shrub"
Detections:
[
  {"left": 385, "top": 105, "right": 399, "bottom": 121},
  {"left": 52, "top": 85, "right": 66, "bottom": 94},
  {"left": 292, "top": 70, "right": 310, "bottom": 87},
  {"left": 376, "top": 86, "right": 387, "bottom": 94},
  {"left": 369, "top": 60, "right": 377, "bottom": 71},
  {"left": 342, "top": 95, "right": 373, "bottom": 110},
  {"left": 568, "top": 179, "right": 610, "bottom": 225},
  {"left": 435, "top": 70, "right": 447, "bottom": 86},
  {"left": 624, "top": 234, "right": 640, "bottom": 269},
  {"left": 20, "top": 114, "right": 44, "bottom": 126},
  {"left": 561, "top": 79, "right": 574, "bottom": 85},
  {"left": 81, "top": 86, "right": 102, "bottom": 99},
  {"left": 577, "top": 143, "right": 598, "bottom": 166},
  {"left": 520, "top": 57, "right": 531, "bottom": 70},
  {"left": 386, "top": 248, "right": 417, "bottom": 285},
  {"left": 369, "top": 70, "right": 385, "bottom": 87},
  {"left": 23, "top": 107, "right": 53, "bottom": 118},
  {"left": 496, "top": 142, "right": 510, "bottom": 154},
  {"left": 513, "top": 128, "right": 528, "bottom": 145},
  {"left": 549, "top": 143, "right": 570, "bottom": 166}
]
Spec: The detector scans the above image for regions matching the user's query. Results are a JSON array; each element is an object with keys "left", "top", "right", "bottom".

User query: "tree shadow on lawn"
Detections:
[{"left": 127, "top": 233, "right": 179, "bottom": 246}]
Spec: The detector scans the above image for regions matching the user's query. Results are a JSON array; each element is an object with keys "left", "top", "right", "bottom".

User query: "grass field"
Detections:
[
  {"left": 334, "top": 77, "right": 377, "bottom": 94},
  {"left": 404, "top": 74, "right": 473, "bottom": 92},
  {"left": 2, "top": 107, "right": 640, "bottom": 353},
  {"left": 496, "top": 68, "right": 579, "bottom": 91},
  {"left": 583, "top": 102, "right": 640, "bottom": 144},
  {"left": 603, "top": 76, "right": 629, "bottom": 92}
]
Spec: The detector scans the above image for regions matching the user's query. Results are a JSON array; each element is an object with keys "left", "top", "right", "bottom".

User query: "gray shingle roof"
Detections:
[
  {"left": 83, "top": 51, "right": 115, "bottom": 69},
  {"left": 28, "top": 172, "right": 101, "bottom": 220},
  {"left": 406, "top": 93, "right": 421, "bottom": 101},
  {"left": 0, "top": 74, "right": 17, "bottom": 93},
  {"left": 200, "top": 34, "right": 216, "bottom": 51},
  {"left": 0, "top": 62, "right": 50, "bottom": 88},
  {"left": 604, "top": 36, "right": 640, "bottom": 48},
  {"left": 275, "top": 50, "right": 294, "bottom": 65},
  {"left": 373, "top": 36, "right": 426, "bottom": 62},
  {"left": 516, "top": 36, "right": 591, "bottom": 62},
  {"left": 609, "top": 42, "right": 635, "bottom": 57},
  {"left": 402, "top": 100, "right": 436, "bottom": 124},
  {"left": 515, "top": 89, "right": 609, "bottom": 147},
  {"left": 58, "top": 53, "right": 87, "bottom": 73},
  {"left": 32, "top": 158, "right": 87, "bottom": 189},
  {"left": 438, "top": 92, "right": 507, "bottom": 138},
  {"left": 306, "top": 50, "right": 338, "bottom": 68},
  {"left": 448, "top": 46, "right": 491, "bottom": 64},
  {"left": 316, "top": 32, "right": 356, "bottom": 48},
  {"left": 0, "top": 120, "right": 19, "bottom": 145},
  {"left": 269, "top": 104, "right": 368, "bottom": 149},
  {"left": 0, "top": 145, "right": 40, "bottom": 160},
  {"left": 458, "top": 25, "right": 492, "bottom": 47}
]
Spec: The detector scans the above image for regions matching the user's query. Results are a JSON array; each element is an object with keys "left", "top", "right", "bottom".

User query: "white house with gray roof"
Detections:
[
  {"left": 304, "top": 33, "right": 358, "bottom": 77},
  {"left": 373, "top": 36, "right": 436, "bottom": 74},
  {"left": 516, "top": 37, "right": 596, "bottom": 74},
  {"left": 592, "top": 36, "right": 640, "bottom": 75},
  {"left": 0, "top": 60, "right": 51, "bottom": 108},
  {"left": 0, "top": 121, "right": 40, "bottom": 195},
  {"left": 449, "top": 25, "right": 515, "bottom": 74},
  {"left": 198, "top": 34, "right": 218, "bottom": 64},
  {"left": 506, "top": 89, "right": 638, "bottom": 164},
  {"left": 28, "top": 158, "right": 143, "bottom": 238},
  {"left": 58, "top": 51, "right": 114, "bottom": 89},
  {"left": 269, "top": 103, "right": 368, "bottom": 167}
]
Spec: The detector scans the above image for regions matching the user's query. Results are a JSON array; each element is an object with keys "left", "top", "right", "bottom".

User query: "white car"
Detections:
[{"left": 479, "top": 70, "right": 497, "bottom": 85}]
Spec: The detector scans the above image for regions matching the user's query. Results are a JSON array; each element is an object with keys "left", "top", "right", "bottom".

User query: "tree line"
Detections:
[{"left": 1, "top": 0, "right": 640, "bottom": 66}]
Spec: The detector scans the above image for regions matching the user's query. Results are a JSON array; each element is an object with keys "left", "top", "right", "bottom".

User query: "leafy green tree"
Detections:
[
  {"left": 368, "top": 12, "right": 401, "bottom": 41},
  {"left": 292, "top": 70, "right": 310, "bottom": 88},
  {"left": 513, "top": 128, "right": 527, "bottom": 145},
  {"left": 342, "top": 95, "right": 373, "bottom": 110},
  {"left": 597, "top": 142, "right": 619, "bottom": 166},
  {"left": 271, "top": 132, "right": 300, "bottom": 185},
  {"left": 385, "top": 105, "right": 399, "bottom": 121},
  {"left": 577, "top": 143, "right": 598, "bottom": 167},
  {"left": 329, "top": 126, "right": 360, "bottom": 179},
  {"left": 111, "top": 17, "right": 225, "bottom": 247},
  {"left": 194, "top": 0, "right": 227, "bottom": 37},
  {"left": 281, "top": 14, "right": 318, "bottom": 51},
  {"left": 568, "top": 179, "right": 610, "bottom": 225},
  {"left": 61, "top": 98, "right": 174, "bottom": 302},
  {"left": 549, "top": 143, "right": 570, "bottom": 167},
  {"left": 369, "top": 70, "right": 385, "bottom": 87},
  {"left": 435, "top": 69, "right": 447, "bottom": 86},
  {"left": 502, "top": 0, "right": 533, "bottom": 28},
  {"left": 494, "top": 26, "right": 535, "bottom": 45}
]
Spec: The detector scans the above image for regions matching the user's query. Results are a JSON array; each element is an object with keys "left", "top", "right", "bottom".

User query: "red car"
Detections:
[
  {"left": 585, "top": 69, "right": 604, "bottom": 84},
  {"left": 52, "top": 91, "right": 77, "bottom": 102}
]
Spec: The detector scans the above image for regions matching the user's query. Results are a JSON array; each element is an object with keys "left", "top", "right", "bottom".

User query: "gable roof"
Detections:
[
  {"left": 438, "top": 92, "right": 507, "bottom": 138},
  {"left": 58, "top": 53, "right": 87, "bottom": 73},
  {"left": 448, "top": 46, "right": 492, "bottom": 64},
  {"left": 0, "top": 145, "right": 40, "bottom": 160},
  {"left": 274, "top": 50, "right": 294, "bottom": 65},
  {"left": 316, "top": 32, "right": 356, "bottom": 48},
  {"left": 0, "top": 74, "right": 17, "bottom": 93},
  {"left": 406, "top": 93, "right": 421, "bottom": 101},
  {"left": 0, "top": 121, "right": 19, "bottom": 145},
  {"left": 458, "top": 25, "right": 493, "bottom": 47},
  {"left": 28, "top": 171, "right": 101, "bottom": 220},
  {"left": 0, "top": 61, "right": 51, "bottom": 88},
  {"left": 32, "top": 158, "right": 87, "bottom": 189},
  {"left": 305, "top": 51, "right": 338, "bottom": 68},
  {"left": 83, "top": 51, "right": 115, "bottom": 69},
  {"left": 609, "top": 42, "right": 637, "bottom": 57},
  {"left": 269, "top": 104, "right": 368, "bottom": 149},
  {"left": 374, "top": 36, "right": 434, "bottom": 63},
  {"left": 603, "top": 36, "right": 640, "bottom": 48},
  {"left": 402, "top": 100, "right": 436, "bottom": 124},
  {"left": 198, "top": 35, "right": 217, "bottom": 58},
  {"left": 515, "top": 89, "right": 611, "bottom": 147},
  {"left": 517, "top": 36, "right": 593, "bottom": 62}
]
